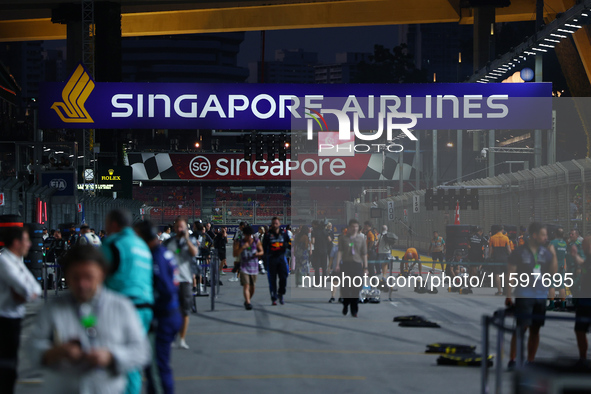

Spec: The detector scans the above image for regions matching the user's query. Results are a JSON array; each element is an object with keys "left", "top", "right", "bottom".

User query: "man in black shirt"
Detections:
[
  {"left": 466, "top": 228, "right": 487, "bottom": 291},
  {"left": 311, "top": 221, "right": 329, "bottom": 285},
  {"left": 205, "top": 222, "right": 216, "bottom": 244},
  {"left": 67, "top": 224, "right": 79, "bottom": 248},
  {"left": 48, "top": 230, "right": 68, "bottom": 289},
  {"left": 214, "top": 227, "right": 228, "bottom": 276},
  {"left": 263, "top": 217, "right": 290, "bottom": 305}
]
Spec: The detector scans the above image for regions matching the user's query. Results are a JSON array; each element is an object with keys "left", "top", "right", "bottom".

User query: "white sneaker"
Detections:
[
  {"left": 179, "top": 339, "right": 189, "bottom": 349},
  {"left": 228, "top": 276, "right": 239, "bottom": 282},
  {"left": 199, "top": 284, "right": 206, "bottom": 293},
  {"left": 220, "top": 271, "right": 226, "bottom": 275}
]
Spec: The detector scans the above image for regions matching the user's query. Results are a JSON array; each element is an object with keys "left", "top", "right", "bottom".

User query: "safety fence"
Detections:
[
  {"left": 0, "top": 178, "right": 55, "bottom": 224},
  {"left": 349, "top": 158, "right": 591, "bottom": 252},
  {"left": 0, "top": 177, "right": 145, "bottom": 231},
  {"left": 144, "top": 201, "right": 347, "bottom": 227},
  {"left": 80, "top": 196, "right": 144, "bottom": 231}
]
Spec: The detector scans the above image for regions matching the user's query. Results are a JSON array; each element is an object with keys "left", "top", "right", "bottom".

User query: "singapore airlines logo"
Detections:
[{"left": 51, "top": 64, "right": 95, "bottom": 123}]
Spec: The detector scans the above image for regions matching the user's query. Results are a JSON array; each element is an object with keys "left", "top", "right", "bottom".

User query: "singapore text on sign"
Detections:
[
  {"left": 39, "top": 65, "right": 552, "bottom": 130},
  {"left": 127, "top": 153, "right": 412, "bottom": 181}
]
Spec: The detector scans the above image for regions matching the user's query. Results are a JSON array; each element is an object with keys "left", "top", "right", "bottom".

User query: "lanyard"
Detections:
[
  {"left": 349, "top": 235, "right": 356, "bottom": 255},
  {"left": 76, "top": 294, "right": 101, "bottom": 339}
]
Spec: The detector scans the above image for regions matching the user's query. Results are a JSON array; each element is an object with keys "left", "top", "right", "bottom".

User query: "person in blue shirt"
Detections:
[
  {"left": 102, "top": 209, "right": 154, "bottom": 394},
  {"left": 134, "top": 221, "right": 182, "bottom": 394},
  {"left": 262, "top": 217, "right": 291, "bottom": 305},
  {"left": 505, "top": 222, "right": 557, "bottom": 369}
]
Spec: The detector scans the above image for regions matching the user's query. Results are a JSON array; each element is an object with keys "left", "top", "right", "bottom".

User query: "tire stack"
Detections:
[
  {"left": 0, "top": 214, "right": 24, "bottom": 249},
  {"left": 24, "top": 223, "right": 45, "bottom": 282},
  {"left": 445, "top": 225, "right": 472, "bottom": 261}
]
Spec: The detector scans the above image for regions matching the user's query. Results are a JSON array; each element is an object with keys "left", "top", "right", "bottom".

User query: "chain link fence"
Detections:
[
  {"left": 0, "top": 177, "right": 145, "bottom": 230},
  {"left": 349, "top": 158, "right": 591, "bottom": 252},
  {"left": 142, "top": 201, "right": 347, "bottom": 227}
]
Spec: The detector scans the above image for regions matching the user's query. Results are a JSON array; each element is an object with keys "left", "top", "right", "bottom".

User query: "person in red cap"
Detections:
[{"left": 401, "top": 247, "right": 422, "bottom": 277}]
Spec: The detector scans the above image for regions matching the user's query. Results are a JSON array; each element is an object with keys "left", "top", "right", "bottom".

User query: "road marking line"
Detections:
[
  {"left": 175, "top": 374, "right": 366, "bottom": 381},
  {"left": 188, "top": 331, "right": 336, "bottom": 336},
  {"left": 19, "top": 375, "right": 368, "bottom": 385},
  {"left": 219, "top": 349, "right": 431, "bottom": 356},
  {"left": 16, "top": 379, "right": 42, "bottom": 385}
]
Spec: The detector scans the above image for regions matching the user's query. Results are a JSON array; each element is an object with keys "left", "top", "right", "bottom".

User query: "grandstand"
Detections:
[{"left": 133, "top": 183, "right": 348, "bottom": 226}]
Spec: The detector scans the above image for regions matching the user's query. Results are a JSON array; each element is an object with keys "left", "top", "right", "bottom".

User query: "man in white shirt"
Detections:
[
  {"left": 163, "top": 217, "right": 198, "bottom": 349},
  {"left": 0, "top": 227, "right": 42, "bottom": 393},
  {"left": 159, "top": 226, "right": 172, "bottom": 242},
  {"left": 28, "top": 245, "right": 150, "bottom": 394}
]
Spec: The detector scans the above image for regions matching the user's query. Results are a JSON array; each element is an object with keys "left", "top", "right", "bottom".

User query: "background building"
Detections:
[
  {"left": 122, "top": 33, "right": 249, "bottom": 83},
  {"left": 248, "top": 48, "right": 317, "bottom": 83},
  {"left": 315, "top": 52, "right": 371, "bottom": 83}
]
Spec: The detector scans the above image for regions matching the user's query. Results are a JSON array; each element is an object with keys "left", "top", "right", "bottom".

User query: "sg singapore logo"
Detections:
[{"left": 189, "top": 156, "right": 211, "bottom": 178}]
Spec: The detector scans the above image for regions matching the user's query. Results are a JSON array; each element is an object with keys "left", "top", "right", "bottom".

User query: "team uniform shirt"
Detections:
[
  {"left": 68, "top": 233, "right": 79, "bottom": 248},
  {"left": 404, "top": 248, "right": 420, "bottom": 261},
  {"left": 163, "top": 236, "right": 199, "bottom": 283},
  {"left": 47, "top": 238, "right": 67, "bottom": 262},
  {"left": 151, "top": 245, "right": 180, "bottom": 316},
  {"left": 430, "top": 237, "right": 445, "bottom": 253},
  {"left": 0, "top": 249, "right": 42, "bottom": 318},
  {"left": 468, "top": 234, "right": 487, "bottom": 261},
  {"left": 77, "top": 233, "right": 102, "bottom": 247},
  {"left": 263, "top": 231, "right": 290, "bottom": 261},
  {"left": 549, "top": 238, "right": 567, "bottom": 270},
  {"left": 364, "top": 230, "right": 376, "bottom": 254},
  {"left": 508, "top": 244, "right": 554, "bottom": 298},
  {"left": 239, "top": 238, "right": 260, "bottom": 275},
  {"left": 101, "top": 227, "right": 154, "bottom": 308},
  {"left": 489, "top": 232, "right": 511, "bottom": 263},
  {"left": 566, "top": 240, "right": 585, "bottom": 272},
  {"left": 577, "top": 257, "right": 591, "bottom": 306}
]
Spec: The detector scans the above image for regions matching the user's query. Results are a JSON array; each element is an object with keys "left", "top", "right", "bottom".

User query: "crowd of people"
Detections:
[
  {"left": 0, "top": 212, "right": 300, "bottom": 393},
  {"left": 3, "top": 213, "right": 591, "bottom": 393}
]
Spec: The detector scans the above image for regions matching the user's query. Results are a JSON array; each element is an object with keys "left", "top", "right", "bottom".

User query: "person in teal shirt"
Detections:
[
  {"left": 102, "top": 209, "right": 153, "bottom": 394},
  {"left": 548, "top": 227, "right": 567, "bottom": 310},
  {"left": 566, "top": 229, "right": 585, "bottom": 292}
]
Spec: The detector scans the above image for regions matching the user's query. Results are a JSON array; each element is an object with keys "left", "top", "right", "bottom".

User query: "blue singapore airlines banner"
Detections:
[{"left": 39, "top": 64, "right": 552, "bottom": 130}]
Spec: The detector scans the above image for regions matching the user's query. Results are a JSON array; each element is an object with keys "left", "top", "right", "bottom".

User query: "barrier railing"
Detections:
[
  {"left": 351, "top": 158, "right": 591, "bottom": 253},
  {"left": 481, "top": 308, "right": 591, "bottom": 394}
]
